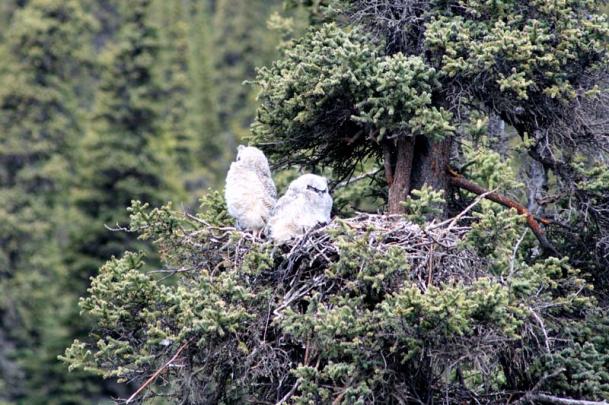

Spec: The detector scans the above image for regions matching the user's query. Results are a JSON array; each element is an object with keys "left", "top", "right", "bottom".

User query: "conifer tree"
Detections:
[
  {"left": 186, "top": 0, "right": 226, "bottom": 188},
  {"left": 213, "top": 0, "right": 282, "bottom": 143},
  {"left": 69, "top": 0, "right": 178, "bottom": 283},
  {"left": 255, "top": 1, "right": 609, "bottom": 218},
  {"left": 0, "top": 0, "right": 98, "bottom": 401},
  {"left": 153, "top": 0, "right": 197, "bottom": 173},
  {"left": 152, "top": 0, "right": 225, "bottom": 192},
  {"left": 0, "top": 0, "right": 27, "bottom": 36}
]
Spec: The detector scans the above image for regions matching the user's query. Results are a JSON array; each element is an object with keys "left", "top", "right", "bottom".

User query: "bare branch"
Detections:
[
  {"left": 124, "top": 340, "right": 190, "bottom": 404},
  {"left": 519, "top": 394, "right": 608, "bottom": 405},
  {"left": 447, "top": 167, "right": 559, "bottom": 256},
  {"left": 333, "top": 168, "right": 382, "bottom": 190}
]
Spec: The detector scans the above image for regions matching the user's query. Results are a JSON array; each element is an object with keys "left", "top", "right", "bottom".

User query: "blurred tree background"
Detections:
[{"left": 0, "top": 0, "right": 286, "bottom": 403}]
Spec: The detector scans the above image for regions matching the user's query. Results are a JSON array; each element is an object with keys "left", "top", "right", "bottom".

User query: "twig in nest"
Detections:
[
  {"left": 530, "top": 310, "right": 551, "bottom": 353},
  {"left": 515, "top": 393, "right": 608, "bottom": 405},
  {"left": 332, "top": 390, "right": 347, "bottom": 405},
  {"left": 423, "top": 193, "right": 492, "bottom": 287},
  {"left": 429, "top": 189, "right": 495, "bottom": 232},
  {"left": 277, "top": 381, "right": 299, "bottom": 404}
]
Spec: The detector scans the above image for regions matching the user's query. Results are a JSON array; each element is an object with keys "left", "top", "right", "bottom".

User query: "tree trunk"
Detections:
[
  {"left": 386, "top": 136, "right": 415, "bottom": 214},
  {"left": 383, "top": 135, "right": 452, "bottom": 215},
  {"left": 411, "top": 136, "right": 452, "bottom": 193},
  {"left": 488, "top": 113, "right": 509, "bottom": 158},
  {"left": 525, "top": 157, "right": 547, "bottom": 215}
]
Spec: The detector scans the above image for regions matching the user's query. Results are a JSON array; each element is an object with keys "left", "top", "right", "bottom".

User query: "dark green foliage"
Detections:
[
  {"left": 0, "top": 0, "right": 28, "bottom": 37},
  {"left": 63, "top": 200, "right": 604, "bottom": 403},
  {"left": 182, "top": 0, "right": 226, "bottom": 190},
  {"left": 152, "top": 0, "right": 226, "bottom": 192},
  {"left": 70, "top": 0, "right": 179, "bottom": 277},
  {"left": 284, "top": 0, "right": 340, "bottom": 23},
  {"left": 554, "top": 162, "right": 609, "bottom": 275},
  {"left": 0, "top": 0, "right": 101, "bottom": 402},
  {"left": 0, "top": 0, "right": 93, "bottom": 199},
  {"left": 213, "top": 0, "right": 283, "bottom": 143},
  {"left": 0, "top": 0, "right": 295, "bottom": 402},
  {"left": 155, "top": 0, "right": 198, "bottom": 174},
  {"left": 62, "top": 3, "right": 183, "bottom": 399},
  {"left": 252, "top": 23, "right": 453, "bottom": 179},
  {"left": 532, "top": 316, "right": 609, "bottom": 400}
]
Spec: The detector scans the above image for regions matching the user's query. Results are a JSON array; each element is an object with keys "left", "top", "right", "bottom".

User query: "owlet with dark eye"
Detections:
[{"left": 267, "top": 174, "right": 332, "bottom": 243}]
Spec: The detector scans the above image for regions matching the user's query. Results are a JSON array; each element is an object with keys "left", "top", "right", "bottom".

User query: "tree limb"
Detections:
[
  {"left": 518, "top": 393, "right": 609, "bottom": 405},
  {"left": 447, "top": 167, "right": 560, "bottom": 256},
  {"left": 125, "top": 340, "right": 190, "bottom": 404}
]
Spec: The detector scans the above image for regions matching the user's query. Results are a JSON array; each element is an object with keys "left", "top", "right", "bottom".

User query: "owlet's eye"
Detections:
[{"left": 307, "top": 185, "right": 326, "bottom": 194}]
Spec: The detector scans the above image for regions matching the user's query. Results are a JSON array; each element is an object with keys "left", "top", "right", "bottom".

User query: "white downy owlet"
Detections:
[
  {"left": 267, "top": 174, "right": 332, "bottom": 243},
  {"left": 225, "top": 145, "right": 277, "bottom": 232}
]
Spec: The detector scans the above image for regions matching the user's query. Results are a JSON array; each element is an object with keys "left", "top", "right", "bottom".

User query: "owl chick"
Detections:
[
  {"left": 225, "top": 145, "right": 277, "bottom": 232},
  {"left": 267, "top": 174, "right": 332, "bottom": 243}
]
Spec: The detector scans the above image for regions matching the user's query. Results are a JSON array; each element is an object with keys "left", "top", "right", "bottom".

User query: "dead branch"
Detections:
[
  {"left": 429, "top": 189, "right": 495, "bottom": 232},
  {"left": 447, "top": 167, "right": 560, "bottom": 256},
  {"left": 277, "top": 382, "right": 299, "bottom": 405},
  {"left": 334, "top": 168, "right": 382, "bottom": 190},
  {"left": 125, "top": 340, "right": 190, "bottom": 404},
  {"left": 518, "top": 394, "right": 609, "bottom": 405}
]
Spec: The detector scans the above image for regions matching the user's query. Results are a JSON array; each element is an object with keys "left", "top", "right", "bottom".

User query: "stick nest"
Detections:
[{"left": 187, "top": 213, "right": 483, "bottom": 293}]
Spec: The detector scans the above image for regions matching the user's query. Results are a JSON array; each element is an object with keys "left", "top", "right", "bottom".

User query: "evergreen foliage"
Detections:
[
  {"left": 0, "top": 0, "right": 99, "bottom": 402},
  {"left": 252, "top": 23, "right": 453, "bottom": 178},
  {"left": 62, "top": 198, "right": 603, "bottom": 403},
  {"left": 70, "top": 0, "right": 179, "bottom": 278},
  {"left": 0, "top": 0, "right": 289, "bottom": 401},
  {"left": 152, "top": 0, "right": 225, "bottom": 192},
  {"left": 213, "top": 0, "right": 283, "bottom": 143},
  {"left": 253, "top": 0, "right": 609, "bottom": 218},
  {"left": 154, "top": 0, "right": 198, "bottom": 174},
  {"left": 64, "top": 3, "right": 183, "bottom": 398},
  {"left": 185, "top": 0, "right": 226, "bottom": 189}
]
